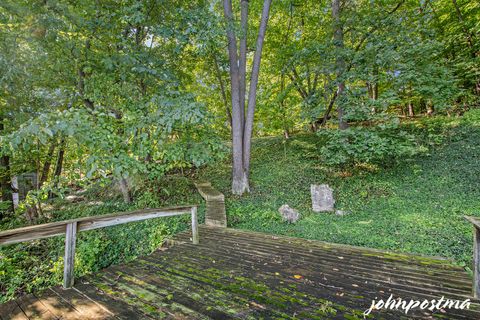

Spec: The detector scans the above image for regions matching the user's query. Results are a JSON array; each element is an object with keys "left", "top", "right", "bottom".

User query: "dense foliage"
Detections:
[{"left": 0, "top": 0, "right": 479, "bottom": 303}]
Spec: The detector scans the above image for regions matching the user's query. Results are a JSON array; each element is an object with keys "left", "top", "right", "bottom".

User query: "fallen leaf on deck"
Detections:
[{"left": 250, "top": 302, "right": 266, "bottom": 309}]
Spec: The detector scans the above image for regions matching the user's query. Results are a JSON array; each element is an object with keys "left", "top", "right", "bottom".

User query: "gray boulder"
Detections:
[
  {"left": 278, "top": 204, "right": 300, "bottom": 223},
  {"left": 311, "top": 184, "right": 335, "bottom": 212}
]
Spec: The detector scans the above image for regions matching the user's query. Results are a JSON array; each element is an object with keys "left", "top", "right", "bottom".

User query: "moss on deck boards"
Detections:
[{"left": 1, "top": 226, "right": 479, "bottom": 319}]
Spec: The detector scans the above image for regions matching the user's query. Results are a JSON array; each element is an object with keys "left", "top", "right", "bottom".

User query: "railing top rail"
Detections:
[{"left": 0, "top": 205, "right": 197, "bottom": 246}]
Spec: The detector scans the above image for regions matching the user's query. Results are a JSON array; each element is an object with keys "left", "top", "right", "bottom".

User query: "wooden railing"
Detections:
[
  {"left": 465, "top": 216, "right": 480, "bottom": 298},
  {"left": 0, "top": 205, "right": 199, "bottom": 289}
]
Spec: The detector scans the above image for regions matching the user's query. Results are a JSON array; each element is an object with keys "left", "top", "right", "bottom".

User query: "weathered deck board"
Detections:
[{"left": 1, "top": 226, "right": 479, "bottom": 319}]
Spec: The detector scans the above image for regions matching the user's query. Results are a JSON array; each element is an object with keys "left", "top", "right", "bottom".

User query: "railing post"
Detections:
[
  {"left": 63, "top": 221, "right": 77, "bottom": 289},
  {"left": 474, "top": 227, "right": 480, "bottom": 298},
  {"left": 191, "top": 206, "right": 199, "bottom": 244}
]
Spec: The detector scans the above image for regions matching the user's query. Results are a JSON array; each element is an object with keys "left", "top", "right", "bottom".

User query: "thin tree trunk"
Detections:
[
  {"left": 280, "top": 73, "right": 290, "bottom": 139},
  {"left": 0, "top": 154, "right": 11, "bottom": 203},
  {"left": 367, "top": 82, "right": 373, "bottom": 99},
  {"left": 243, "top": 0, "right": 273, "bottom": 177},
  {"left": 239, "top": 0, "right": 249, "bottom": 129},
  {"left": 77, "top": 68, "right": 94, "bottom": 110},
  {"left": 39, "top": 142, "right": 56, "bottom": 188},
  {"left": 50, "top": 139, "right": 66, "bottom": 198},
  {"left": 332, "top": 0, "right": 348, "bottom": 130},
  {"left": 426, "top": 101, "right": 434, "bottom": 116},
  {"left": 0, "top": 155, "right": 13, "bottom": 213},
  {"left": 11, "top": 176, "right": 19, "bottom": 210},
  {"left": 213, "top": 55, "right": 232, "bottom": 127},
  {"left": 77, "top": 40, "right": 94, "bottom": 110},
  {"left": 118, "top": 177, "right": 132, "bottom": 203},
  {"left": 288, "top": 73, "right": 308, "bottom": 99},
  {"left": 0, "top": 116, "right": 13, "bottom": 213},
  {"left": 337, "top": 83, "right": 348, "bottom": 129},
  {"left": 54, "top": 144, "right": 65, "bottom": 180},
  {"left": 408, "top": 102, "right": 415, "bottom": 117},
  {"left": 370, "top": 71, "right": 378, "bottom": 113},
  {"left": 321, "top": 91, "right": 338, "bottom": 127},
  {"left": 223, "top": 0, "right": 247, "bottom": 195},
  {"left": 372, "top": 65, "right": 379, "bottom": 101}
]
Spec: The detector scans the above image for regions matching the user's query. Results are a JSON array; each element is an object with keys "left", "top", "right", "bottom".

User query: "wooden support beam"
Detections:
[
  {"left": 63, "top": 221, "right": 77, "bottom": 289},
  {"left": 191, "top": 206, "right": 199, "bottom": 245}
]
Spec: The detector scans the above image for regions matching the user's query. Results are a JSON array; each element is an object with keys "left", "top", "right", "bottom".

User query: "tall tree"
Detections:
[{"left": 223, "top": 0, "right": 273, "bottom": 195}]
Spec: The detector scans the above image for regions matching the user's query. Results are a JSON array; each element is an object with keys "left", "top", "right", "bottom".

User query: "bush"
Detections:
[
  {"left": 316, "top": 125, "right": 420, "bottom": 167},
  {"left": 462, "top": 108, "right": 480, "bottom": 125}
]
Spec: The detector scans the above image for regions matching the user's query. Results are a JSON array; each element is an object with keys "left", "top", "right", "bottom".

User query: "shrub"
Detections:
[
  {"left": 462, "top": 108, "right": 480, "bottom": 125},
  {"left": 316, "top": 125, "right": 420, "bottom": 167}
]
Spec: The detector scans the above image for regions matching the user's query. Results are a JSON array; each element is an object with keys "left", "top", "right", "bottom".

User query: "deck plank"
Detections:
[
  {"left": 49, "top": 287, "right": 114, "bottom": 319},
  {"left": 73, "top": 281, "right": 149, "bottom": 320},
  {"left": 16, "top": 294, "right": 58, "bottom": 320},
  {"left": 141, "top": 245, "right": 475, "bottom": 319},
  {"left": 0, "top": 300, "right": 28, "bottom": 320},
  {"left": 33, "top": 289, "right": 84, "bottom": 320},
  {"left": 173, "top": 232, "right": 472, "bottom": 293},
  {"left": 1, "top": 226, "right": 478, "bottom": 319}
]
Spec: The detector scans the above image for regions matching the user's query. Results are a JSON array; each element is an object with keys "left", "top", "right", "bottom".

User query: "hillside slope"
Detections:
[{"left": 202, "top": 116, "right": 480, "bottom": 267}]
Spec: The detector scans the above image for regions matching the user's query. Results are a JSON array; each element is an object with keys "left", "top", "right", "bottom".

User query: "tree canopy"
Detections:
[{"left": 0, "top": 0, "right": 478, "bottom": 209}]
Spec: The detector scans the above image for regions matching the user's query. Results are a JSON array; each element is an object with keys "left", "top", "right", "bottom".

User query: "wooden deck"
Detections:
[{"left": 1, "top": 226, "right": 479, "bottom": 319}]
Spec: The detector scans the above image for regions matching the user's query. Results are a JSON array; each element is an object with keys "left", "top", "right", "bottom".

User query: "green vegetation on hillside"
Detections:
[{"left": 202, "top": 113, "right": 480, "bottom": 267}]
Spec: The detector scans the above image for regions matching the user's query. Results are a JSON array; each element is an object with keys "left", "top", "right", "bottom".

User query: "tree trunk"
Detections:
[
  {"left": 408, "top": 102, "right": 415, "bottom": 117},
  {"left": 213, "top": 55, "right": 232, "bottom": 127},
  {"left": 77, "top": 68, "right": 94, "bottom": 110},
  {"left": 332, "top": 0, "right": 348, "bottom": 130},
  {"left": 243, "top": 0, "right": 272, "bottom": 177},
  {"left": 118, "top": 177, "right": 132, "bottom": 204},
  {"left": 39, "top": 142, "right": 56, "bottom": 188},
  {"left": 372, "top": 83, "right": 379, "bottom": 114},
  {"left": 367, "top": 82, "right": 373, "bottom": 99},
  {"left": 11, "top": 176, "right": 19, "bottom": 210},
  {"left": 280, "top": 73, "right": 290, "bottom": 139},
  {"left": 0, "top": 116, "right": 13, "bottom": 213},
  {"left": 54, "top": 144, "right": 65, "bottom": 180},
  {"left": 0, "top": 154, "right": 11, "bottom": 203},
  {"left": 239, "top": 0, "right": 249, "bottom": 129},
  {"left": 321, "top": 91, "right": 338, "bottom": 127},
  {"left": 426, "top": 101, "right": 434, "bottom": 116},
  {"left": 223, "top": 0, "right": 247, "bottom": 195},
  {"left": 50, "top": 139, "right": 66, "bottom": 198},
  {"left": 223, "top": 0, "right": 272, "bottom": 195},
  {"left": 77, "top": 40, "right": 94, "bottom": 110}
]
